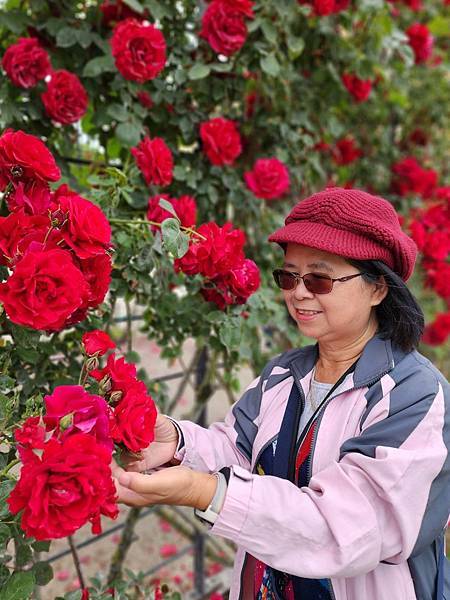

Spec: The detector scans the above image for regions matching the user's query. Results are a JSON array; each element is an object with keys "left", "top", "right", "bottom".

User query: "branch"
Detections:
[{"left": 107, "top": 507, "right": 141, "bottom": 586}]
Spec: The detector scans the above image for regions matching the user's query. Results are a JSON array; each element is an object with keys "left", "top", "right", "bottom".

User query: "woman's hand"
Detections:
[
  {"left": 112, "top": 461, "right": 218, "bottom": 510},
  {"left": 120, "top": 412, "right": 180, "bottom": 473}
]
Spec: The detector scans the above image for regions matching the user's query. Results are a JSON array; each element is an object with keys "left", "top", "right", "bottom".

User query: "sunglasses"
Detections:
[{"left": 272, "top": 269, "right": 365, "bottom": 294}]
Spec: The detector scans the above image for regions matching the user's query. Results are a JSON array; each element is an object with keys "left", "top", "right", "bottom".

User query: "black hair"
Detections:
[{"left": 346, "top": 259, "right": 424, "bottom": 353}]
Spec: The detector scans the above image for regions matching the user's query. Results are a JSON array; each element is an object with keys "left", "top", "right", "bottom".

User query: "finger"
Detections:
[
  {"left": 113, "top": 478, "right": 151, "bottom": 507},
  {"left": 118, "top": 470, "right": 159, "bottom": 494}
]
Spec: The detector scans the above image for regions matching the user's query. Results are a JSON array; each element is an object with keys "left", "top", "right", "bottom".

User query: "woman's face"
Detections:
[{"left": 281, "top": 244, "right": 386, "bottom": 345}]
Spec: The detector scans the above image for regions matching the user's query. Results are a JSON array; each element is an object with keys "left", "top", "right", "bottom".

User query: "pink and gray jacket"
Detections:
[{"left": 173, "top": 335, "right": 450, "bottom": 599}]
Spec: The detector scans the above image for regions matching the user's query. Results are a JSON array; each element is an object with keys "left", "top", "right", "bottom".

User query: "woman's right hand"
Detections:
[{"left": 121, "top": 413, "right": 181, "bottom": 473}]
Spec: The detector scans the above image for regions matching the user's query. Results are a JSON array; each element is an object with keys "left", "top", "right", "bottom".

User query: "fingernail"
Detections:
[{"left": 119, "top": 472, "right": 131, "bottom": 487}]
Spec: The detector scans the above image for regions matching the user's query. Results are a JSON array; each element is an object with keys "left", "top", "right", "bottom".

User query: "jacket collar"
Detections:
[{"left": 288, "top": 334, "right": 400, "bottom": 389}]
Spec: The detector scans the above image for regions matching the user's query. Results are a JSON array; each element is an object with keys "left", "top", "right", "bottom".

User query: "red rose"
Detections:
[
  {"left": 219, "top": 0, "right": 254, "bottom": 16},
  {"left": 91, "top": 354, "right": 137, "bottom": 394},
  {"left": 147, "top": 194, "right": 197, "bottom": 232},
  {"left": 6, "top": 180, "right": 52, "bottom": 215},
  {"left": 82, "top": 331, "right": 116, "bottom": 356},
  {"left": 332, "top": 138, "right": 363, "bottom": 165},
  {"left": 200, "top": 0, "right": 251, "bottom": 56},
  {"left": 408, "top": 128, "right": 428, "bottom": 146},
  {"left": 41, "top": 70, "right": 89, "bottom": 125},
  {"left": 313, "top": 0, "right": 335, "bottom": 15},
  {"left": 406, "top": 23, "right": 434, "bottom": 64},
  {"left": 79, "top": 254, "right": 112, "bottom": 308},
  {"left": 131, "top": 136, "right": 173, "bottom": 187},
  {"left": 0, "top": 129, "right": 60, "bottom": 191},
  {"left": 110, "top": 381, "right": 157, "bottom": 452},
  {"left": 100, "top": 0, "right": 145, "bottom": 26},
  {"left": 244, "top": 158, "right": 290, "bottom": 200},
  {"left": 391, "top": 156, "right": 438, "bottom": 198},
  {"left": 44, "top": 385, "right": 112, "bottom": 450},
  {"left": 341, "top": 73, "right": 373, "bottom": 102},
  {"left": 137, "top": 90, "right": 153, "bottom": 108},
  {"left": 111, "top": 18, "right": 166, "bottom": 83},
  {"left": 174, "top": 222, "right": 246, "bottom": 278},
  {"left": 0, "top": 248, "right": 89, "bottom": 331},
  {"left": 7, "top": 433, "right": 118, "bottom": 540},
  {"left": 201, "top": 258, "right": 260, "bottom": 309},
  {"left": 200, "top": 118, "right": 242, "bottom": 166},
  {"left": 424, "top": 260, "right": 450, "bottom": 299},
  {"left": 2, "top": 37, "right": 51, "bottom": 88},
  {"left": 0, "top": 209, "right": 61, "bottom": 266},
  {"left": 409, "top": 204, "right": 450, "bottom": 260},
  {"left": 14, "top": 417, "right": 46, "bottom": 463},
  {"left": 422, "top": 312, "right": 450, "bottom": 346}
]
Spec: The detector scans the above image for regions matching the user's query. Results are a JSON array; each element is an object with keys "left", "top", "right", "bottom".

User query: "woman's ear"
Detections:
[{"left": 371, "top": 275, "right": 388, "bottom": 306}]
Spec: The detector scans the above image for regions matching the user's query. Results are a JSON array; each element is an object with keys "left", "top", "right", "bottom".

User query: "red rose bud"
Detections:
[
  {"left": 406, "top": 23, "right": 434, "bottom": 64},
  {"left": 200, "top": 117, "right": 242, "bottom": 166},
  {"left": 244, "top": 158, "right": 290, "bottom": 200},
  {"left": 7, "top": 433, "right": 118, "bottom": 540},
  {"left": 131, "top": 136, "right": 173, "bottom": 187},
  {"left": 341, "top": 73, "right": 373, "bottom": 103},
  {"left": 100, "top": 0, "right": 145, "bottom": 26},
  {"left": 2, "top": 37, "right": 51, "bottom": 88},
  {"left": 174, "top": 222, "right": 246, "bottom": 278},
  {"left": 111, "top": 18, "right": 166, "bottom": 83},
  {"left": 0, "top": 129, "right": 60, "bottom": 191},
  {"left": 137, "top": 90, "right": 154, "bottom": 108},
  {"left": 82, "top": 330, "right": 116, "bottom": 356},
  {"left": 200, "top": 0, "right": 253, "bottom": 56},
  {"left": 0, "top": 248, "right": 90, "bottom": 331},
  {"left": 147, "top": 194, "right": 197, "bottom": 232},
  {"left": 90, "top": 354, "right": 138, "bottom": 394},
  {"left": 41, "top": 70, "right": 89, "bottom": 125}
]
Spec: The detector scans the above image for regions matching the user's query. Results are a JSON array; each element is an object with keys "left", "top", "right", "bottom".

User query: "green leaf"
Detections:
[
  {"left": 0, "top": 524, "right": 10, "bottom": 549},
  {"left": 158, "top": 198, "right": 178, "bottom": 218},
  {"left": 144, "top": 0, "right": 172, "bottom": 19},
  {"left": 219, "top": 317, "right": 242, "bottom": 352},
  {"left": 123, "top": 0, "right": 145, "bottom": 13},
  {"left": 188, "top": 64, "right": 211, "bottom": 80},
  {"left": 107, "top": 103, "right": 129, "bottom": 123},
  {"left": 32, "top": 561, "right": 53, "bottom": 586},
  {"left": 115, "top": 122, "right": 142, "bottom": 147},
  {"left": 75, "top": 29, "right": 92, "bottom": 49},
  {"left": 260, "top": 53, "right": 280, "bottom": 77},
  {"left": 15, "top": 544, "right": 32, "bottom": 568},
  {"left": 9, "top": 324, "right": 40, "bottom": 348},
  {"left": 261, "top": 21, "right": 277, "bottom": 45},
  {"left": 0, "top": 571, "right": 35, "bottom": 600},
  {"left": 31, "top": 541, "right": 50, "bottom": 553},
  {"left": 287, "top": 35, "right": 305, "bottom": 59},
  {"left": 173, "top": 165, "right": 186, "bottom": 181},
  {"left": 0, "top": 480, "right": 15, "bottom": 518},
  {"left": 161, "top": 219, "right": 189, "bottom": 258},
  {"left": 82, "top": 55, "right": 115, "bottom": 77},
  {"left": 428, "top": 16, "right": 450, "bottom": 37},
  {"left": 56, "top": 27, "right": 78, "bottom": 48},
  {"left": 0, "top": 10, "right": 28, "bottom": 34}
]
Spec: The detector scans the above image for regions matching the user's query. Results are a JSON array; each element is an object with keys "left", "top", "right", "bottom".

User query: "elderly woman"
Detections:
[{"left": 114, "top": 188, "right": 450, "bottom": 600}]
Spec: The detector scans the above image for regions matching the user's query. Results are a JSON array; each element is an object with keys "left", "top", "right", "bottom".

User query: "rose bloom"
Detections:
[
  {"left": 2, "top": 37, "right": 51, "bottom": 88},
  {"left": 332, "top": 138, "right": 363, "bottom": 165},
  {"left": 341, "top": 73, "right": 373, "bottom": 102},
  {"left": 131, "top": 136, "right": 173, "bottom": 187},
  {"left": 7, "top": 433, "right": 118, "bottom": 540},
  {"left": 201, "top": 258, "right": 260, "bottom": 309},
  {"left": 0, "top": 129, "right": 60, "bottom": 191},
  {"left": 409, "top": 204, "right": 450, "bottom": 260},
  {"left": 0, "top": 248, "right": 89, "bottom": 331},
  {"left": 111, "top": 18, "right": 166, "bottom": 83},
  {"left": 406, "top": 23, "right": 434, "bottom": 64},
  {"left": 78, "top": 254, "right": 112, "bottom": 308},
  {"left": 422, "top": 312, "right": 450, "bottom": 346},
  {"left": 14, "top": 417, "right": 46, "bottom": 463},
  {"left": 424, "top": 260, "right": 450, "bottom": 299},
  {"left": 200, "top": 117, "right": 242, "bottom": 166},
  {"left": 91, "top": 354, "right": 138, "bottom": 394},
  {"left": 44, "top": 385, "right": 112, "bottom": 450},
  {"left": 244, "top": 158, "right": 290, "bottom": 200},
  {"left": 100, "top": 0, "right": 144, "bottom": 26},
  {"left": 391, "top": 156, "right": 438, "bottom": 198},
  {"left": 408, "top": 128, "right": 428, "bottom": 146},
  {"left": 41, "top": 70, "right": 89, "bottom": 125},
  {"left": 52, "top": 184, "right": 112, "bottom": 259},
  {"left": 174, "top": 221, "right": 246, "bottom": 278},
  {"left": 147, "top": 194, "right": 197, "bottom": 231},
  {"left": 6, "top": 180, "right": 52, "bottom": 215},
  {"left": 200, "top": 1, "right": 250, "bottom": 56},
  {"left": 137, "top": 90, "right": 153, "bottom": 108},
  {"left": 0, "top": 209, "right": 61, "bottom": 266},
  {"left": 82, "top": 330, "right": 116, "bottom": 356},
  {"left": 110, "top": 381, "right": 157, "bottom": 453}
]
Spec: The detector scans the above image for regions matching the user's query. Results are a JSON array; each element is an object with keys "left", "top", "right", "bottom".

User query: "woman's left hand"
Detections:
[{"left": 112, "top": 461, "right": 218, "bottom": 510}]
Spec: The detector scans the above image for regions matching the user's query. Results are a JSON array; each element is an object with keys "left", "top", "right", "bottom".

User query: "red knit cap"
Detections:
[{"left": 268, "top": 187, "right": 417, "bottom": 281}]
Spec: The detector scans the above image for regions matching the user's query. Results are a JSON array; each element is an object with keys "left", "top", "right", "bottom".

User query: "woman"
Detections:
[{"left": 114, "top": 187, "right": 450, "bottom": 600}]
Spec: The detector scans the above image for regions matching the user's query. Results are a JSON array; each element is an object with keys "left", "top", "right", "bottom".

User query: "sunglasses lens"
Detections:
[
  {"left": 273, "top": 270, "right": 296, "bottom": 290},
  {"left": 303, "top": 274, "right": 333, "bottom": 294}
]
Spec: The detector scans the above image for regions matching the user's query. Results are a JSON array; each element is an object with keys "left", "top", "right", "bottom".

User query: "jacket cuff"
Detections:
[{"left": 163, "top": 415, "right": 186, "bottom": 464}]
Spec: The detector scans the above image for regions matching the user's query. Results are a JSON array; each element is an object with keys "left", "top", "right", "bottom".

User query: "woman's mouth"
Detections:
[{"left": 294, "top": 308, "right": 322, "bottom": 321}]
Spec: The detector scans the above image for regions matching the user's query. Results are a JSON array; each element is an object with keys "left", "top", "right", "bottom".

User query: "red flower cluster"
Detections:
[
  {"left": 410, "top": 202, "right": 450, "bottom": 261},
  {"left": 147, "top": 194, "right": 197, "bottom": 232},
  {"left": 406, "top": 23, "right": 434, "bottom": 65},
  {"left": 90, "top": 353, "right": 157, "bottom": 453},
  {"left": 0, "top": 130, "right": 112, "bottom": 331},
  {"left": 174, "top": 221, "right": 260, "bottom": 310},
  {"left": 244, "top": 158, "right": 290, "bottom": 200},
  {"left": 422, "top": 313, "right": 450, "bottom": 346},
  {"left": 299, "top": 0, "right": 350, "bottom": 17},
  {"left": 341, "top": 73, "right": 373, "bottom": 102},
  {"left": 1, "top": 37, "right": 51, "bottom": 88},
  {"left": 100, "top": 0, "right": 145, "bottom": 26},
  {"left": 131, "top": 136, "right": 173, "bottom": 187},
  {"left": 332, "top": 137, "right": 363, "bottom": 165},
  {"left": 82, "top": 330, "right": 116, "bottom": 356},
  {"left": 41, "top": 69, "right": 89, "bottom": 125},
  {"left": 200, "top": 117, "right": 242, "bottom": 166},
  {"left": 200, "top": 0, "right": 254, "bottom": 56},
  {"left": 111, "top": 18, "right": 166, "bottom": 83},
  {"left": 8, "top": 386, "right": 118, "bottom": 540},
  {"left": 391, "top": 156, "right": 438, "bottom": 198}
]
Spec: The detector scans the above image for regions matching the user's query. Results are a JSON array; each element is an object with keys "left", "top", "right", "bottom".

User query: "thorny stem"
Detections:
[
  {"left": 109, "top": 218, "right": 207, "bottom": 241},
  {"left": 68, "top": 535, "right": 86, "bottom": 589},
  {"left": 0, "top": 458, "right": 20, "bottom": 480}
]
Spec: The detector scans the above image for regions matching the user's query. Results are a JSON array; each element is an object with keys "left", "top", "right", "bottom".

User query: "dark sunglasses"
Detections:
[{"left": 272, "top": 269, "right": 365, "bottom": 294}]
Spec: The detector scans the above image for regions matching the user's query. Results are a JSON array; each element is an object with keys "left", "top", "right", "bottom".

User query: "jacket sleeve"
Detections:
[
  {"left": 210, "top": 374, "right": 450, "bottom": 579},
  {"left": 169, "top": 357, "right": 279, "bottom": 474}
]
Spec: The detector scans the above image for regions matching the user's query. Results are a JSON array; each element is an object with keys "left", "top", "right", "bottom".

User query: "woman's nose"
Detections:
[{"left": 292, "top": 277, "right": 315, "bottom": 299}]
